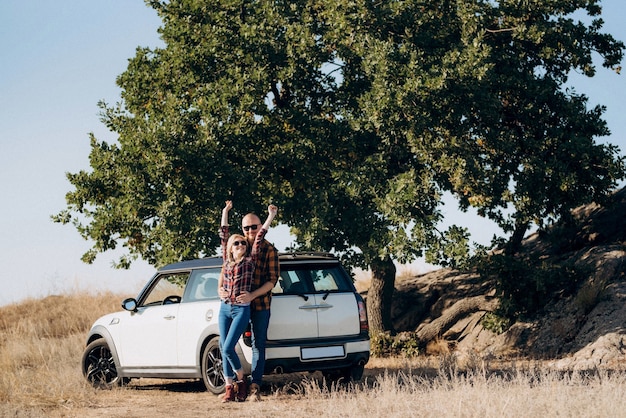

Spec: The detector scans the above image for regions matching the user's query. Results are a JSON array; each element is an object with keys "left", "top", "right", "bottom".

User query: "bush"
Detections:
[
  {"left": 370, "top": 332, "right": 420, "bottom": 358},
  {"left": 480, "top": 254, "right": 586, "bottom": 321},
  {"left": 480, "top": 312, "right": 510, "bottom": 334}
]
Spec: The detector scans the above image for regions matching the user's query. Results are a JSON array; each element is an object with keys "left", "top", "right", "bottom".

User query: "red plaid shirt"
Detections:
[
  {"left": 220, "top": 225, "right": 267, "bottom": 305},
  {"left": 250, "top": 238, "right": 279, "bottom": 311}
]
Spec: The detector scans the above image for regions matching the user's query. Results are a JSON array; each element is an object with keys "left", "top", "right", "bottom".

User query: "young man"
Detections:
[{"left": 234, "top": 211, "right": 280, "bottom": 401}]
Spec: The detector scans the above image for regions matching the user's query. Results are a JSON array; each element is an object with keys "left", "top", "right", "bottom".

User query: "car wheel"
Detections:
[
  {"left": 201, "top": 336, "right": 225, "bottom": 394},
  {"left": 81, "top": 338, "right": 122, "bottom": 389},
  {"left": 322, "top": 364, "right": 365, "bottom": 384},
  {"left": 347, "top": 364, "right": 365, "bottom": 381},
  {"left": 321, "top": 368, "right": 344, "bottom": 384}
]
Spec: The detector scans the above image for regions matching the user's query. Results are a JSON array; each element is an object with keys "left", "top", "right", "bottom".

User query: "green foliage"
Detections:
[
  {"left": 370, "top": 332, "right": 420, "bottom": 358},
  {"left": 53, "top": 0, "right": 625, "bottom": 331},
  {"left": 481, "top": 312, "right": 511, "bottom": 335},
  {"left": 55, "top": 0, "right": 625, "bottom": 269},
  {"left": 480, "top": 254, "right": 588, "bottom": 320}
]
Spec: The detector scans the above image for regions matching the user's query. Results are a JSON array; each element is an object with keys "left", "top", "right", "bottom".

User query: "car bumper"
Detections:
[{"left": 264, "top": 339, "right": 370, "bottom": 374}]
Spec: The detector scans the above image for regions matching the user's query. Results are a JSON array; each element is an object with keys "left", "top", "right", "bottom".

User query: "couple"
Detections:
[{"left": 218, "top": 201, "right": 279, "bottom": 403}]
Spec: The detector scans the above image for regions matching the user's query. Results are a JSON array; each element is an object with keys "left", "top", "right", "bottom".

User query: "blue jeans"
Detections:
[
  {"left": 219, "top": 302, "right": 251, "bottom": 380},
  {"left": 249, "top": 309, "right": 271, "bottom": 386}
]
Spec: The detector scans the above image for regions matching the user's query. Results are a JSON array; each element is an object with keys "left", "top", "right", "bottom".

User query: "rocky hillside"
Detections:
[{"left": 390, "top": 187, "right": 626, "bottom": 370}]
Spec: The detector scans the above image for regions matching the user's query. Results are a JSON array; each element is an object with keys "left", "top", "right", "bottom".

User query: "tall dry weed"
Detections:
[
  {"left": 257, "top": 366, "right": 626, "bottom": 418},
  {"left": 0, "top": 291, "right": 124, "bottom": 411},
  {"left": 0, "top": 292, "right": 122, "bottom": 338}
]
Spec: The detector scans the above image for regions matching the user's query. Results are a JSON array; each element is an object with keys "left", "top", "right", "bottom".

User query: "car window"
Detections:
[
  {"left": 275, "top": 270, "right": 307, "bottom": 294},
  {"left": 273, "top": 264, "right": 353, "bottom": 294},
  {"left": 312, "top": 269, "right": 340, "bottom": 291},
  {"left": 184, "top": 268, "right": 221, "bottom": 302},
  {"left": 142, "top": 272, "right": 189, "bottom": 307}
]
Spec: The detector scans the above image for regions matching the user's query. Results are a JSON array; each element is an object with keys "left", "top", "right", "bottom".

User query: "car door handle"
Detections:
[
  {"left": 164, "top": 315, "right": 176, "bottom": 320},
  {"left": 299, "top": 304, "right": 333, "bottom": 310}
]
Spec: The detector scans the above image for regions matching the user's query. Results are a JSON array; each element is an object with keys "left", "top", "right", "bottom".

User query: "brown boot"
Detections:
[
  {"left": 247, "top": 383, "right": 261, "bottom": 402},
  {"left": 236, "top": 379, "right": 248, "bottom": 402},
  {"left": 221, "top": 384, "right": 235, "bottom": 403}
]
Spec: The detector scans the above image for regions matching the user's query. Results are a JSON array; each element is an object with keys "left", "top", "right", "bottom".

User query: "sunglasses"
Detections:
[
  {"left": 243, "top": 224, "right": 259, "bottom": 231},
  {"left": 232, "top": 240, "right": 247, "bottom": 247}
]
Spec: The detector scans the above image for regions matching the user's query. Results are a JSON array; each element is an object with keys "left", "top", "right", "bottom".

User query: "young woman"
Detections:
[{"left": 217, "top": 201, "right": 277, "bottom": 402}]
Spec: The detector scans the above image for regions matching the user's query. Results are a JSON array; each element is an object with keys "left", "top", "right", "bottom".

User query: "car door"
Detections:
[
  {"left": 268, "top": 269, "right": 318, "bottom": 340},
  {"left": 314, "top": 293, "right": 361, "bottom": 337},
  {"left": 268, "top": 264, "right": 361, "bottom": 341},
  {"left": 115, "top": 272, "right": 188, "bottom": 367},
  {"left": 176, "top": 268, "right": 222, "bottom": 367},
  {"left": 311, "top": 267, "right": 361, "bottom": 338}
]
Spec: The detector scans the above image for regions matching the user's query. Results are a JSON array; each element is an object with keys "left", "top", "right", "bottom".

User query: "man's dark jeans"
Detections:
[{"left": 249, "top": 309, "right": 271, "bottom": 386}]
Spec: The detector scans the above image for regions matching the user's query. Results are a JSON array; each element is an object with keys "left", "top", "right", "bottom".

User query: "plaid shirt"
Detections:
[
  {"left": 220, "top": 225, "right": 266, "bottom": 305},
  {"left": 250, "top": 237, "right": 279, "bottom": 311}
]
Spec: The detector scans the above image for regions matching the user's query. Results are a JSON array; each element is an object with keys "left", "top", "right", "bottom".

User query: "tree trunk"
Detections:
[
  {"left": 505, "top": 218, "right": 529, "bottom": 256},
  {"left": 414, "top": 295, "right": 498, "bottom": 345},
  {"left": 367, "top": 255, "right": 396, "bottom": 334}
]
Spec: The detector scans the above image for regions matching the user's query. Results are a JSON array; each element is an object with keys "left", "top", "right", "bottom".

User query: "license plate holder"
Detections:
[{"left": 301, "top": 345, "right": 345, "bottom": 360}]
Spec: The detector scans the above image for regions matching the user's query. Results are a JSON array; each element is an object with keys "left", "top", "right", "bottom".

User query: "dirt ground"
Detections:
[{"left": 43, "top": 371, "right": 376, "bottom": 418}]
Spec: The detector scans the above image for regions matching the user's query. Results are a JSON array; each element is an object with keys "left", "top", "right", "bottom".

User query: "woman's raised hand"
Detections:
[{"left": 221, "top": 200, "right": 233, "bottom": 227}]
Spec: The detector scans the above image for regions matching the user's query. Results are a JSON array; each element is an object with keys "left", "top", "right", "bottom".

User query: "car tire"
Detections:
[
  {"left": 323, "top": 364, "right": 365, "bottom": 384},
  {"left": 348, "top": 364, "right": 365, "bottom": 381},
  {"left": 81, "top": 338, "right": 123, "bottom": 389},
  {"left": 201, "top": 336, "right": 225, "bottom": 394}
]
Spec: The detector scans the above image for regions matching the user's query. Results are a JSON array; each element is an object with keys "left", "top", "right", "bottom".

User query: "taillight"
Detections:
[
  {"left": 358, "top": 299, "right": 368, "bottom": 332},
  {"left": 243, "top": 324, "right": 252, "bottom": 346}
]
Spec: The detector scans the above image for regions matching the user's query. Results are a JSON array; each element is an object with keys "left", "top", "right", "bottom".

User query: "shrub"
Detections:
[
  {"left": 481, "top": 312, "right": 511, "bottom": 335},
  {"left": 370, "top": 332, "right": 420, "bottom": 358},
  {"left": 480, "top": 254, "right": 586, "bottom": 321}
]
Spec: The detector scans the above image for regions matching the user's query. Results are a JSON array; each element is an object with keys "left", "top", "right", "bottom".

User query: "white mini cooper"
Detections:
[{"left": 81, "top": 252, "right": 370, "bottom": 393}]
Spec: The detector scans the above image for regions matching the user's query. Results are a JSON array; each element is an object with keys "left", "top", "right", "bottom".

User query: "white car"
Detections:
[{"left": 81, "top": 252, "right": 370, "bottom": 393}]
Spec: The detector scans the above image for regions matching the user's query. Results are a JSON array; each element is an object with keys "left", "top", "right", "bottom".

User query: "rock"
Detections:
[{"left": 390, "top": 188, "right": 626, "bottom": 370}]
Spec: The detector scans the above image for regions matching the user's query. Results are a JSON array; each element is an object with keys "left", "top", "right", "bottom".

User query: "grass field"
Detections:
[{"left": 2, "top": 291, "right": 626, "bottom": 417}]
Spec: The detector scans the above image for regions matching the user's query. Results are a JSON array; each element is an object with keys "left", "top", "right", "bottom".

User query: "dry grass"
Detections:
[
  {"left": 2, "top": 292, "right": 626, "bottom": 417},
  {"left": 354, "top": 263, "right": 435, "bottom": 293},
  {"left": 0, "top": 292, "right": 121, "bottom": 413},
  {"left": 352, "top": 267, "right": 371, "bottom": 293}
]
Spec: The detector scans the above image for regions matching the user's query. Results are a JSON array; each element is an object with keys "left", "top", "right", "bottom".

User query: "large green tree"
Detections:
[
  {"left": 55, "top": 0, "right": 624, "bottom": 334},
  {"left": 440, "top": 1, "right": 625, "bottom": 256}
]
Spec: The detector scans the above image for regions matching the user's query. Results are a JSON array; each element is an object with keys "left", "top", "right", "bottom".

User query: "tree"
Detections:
[
  {"left": 437, "top": 0, "right": 626, "bottom": 256},
  {"left": 55, "top": 0, "right": 624, "bottom": 334}
]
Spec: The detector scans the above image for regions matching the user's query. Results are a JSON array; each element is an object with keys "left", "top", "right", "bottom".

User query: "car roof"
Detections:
[
  {"left": 158, "top": 252, "right": 339, "bottom": 272},
  {"left": 158, "top": 257, "right": 222, "bottom": 271}
]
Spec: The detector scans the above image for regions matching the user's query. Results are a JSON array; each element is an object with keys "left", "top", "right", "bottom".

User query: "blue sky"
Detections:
[{"left": 1, "top": 1, "right": 624, "bottom": 306}]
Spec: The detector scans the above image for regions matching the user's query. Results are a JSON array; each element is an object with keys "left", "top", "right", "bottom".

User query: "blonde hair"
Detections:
[{"left": 226, "top": 234, "right": 248, "bottom": 265}]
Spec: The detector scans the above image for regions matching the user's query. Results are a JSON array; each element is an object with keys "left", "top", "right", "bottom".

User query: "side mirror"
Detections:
[{"left": 122, "top": 298, "right": 138, "bottom": 312}]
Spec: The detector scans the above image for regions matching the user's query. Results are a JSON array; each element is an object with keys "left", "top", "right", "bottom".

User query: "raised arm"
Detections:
[
  {"left": 262, "top": 204, "right": 278, "bottom": 230},
  {"left": 219, "top": 200, "right": 233, "bottom": 262},
  {"left": 250, "top": 204, "right": 278, "bottom": 259},
  {"left": 221, "top": 200, "right": 232, "bottom": 227},
  {"left": 218, "top": 200, "right": 233, "bottom": 300}
]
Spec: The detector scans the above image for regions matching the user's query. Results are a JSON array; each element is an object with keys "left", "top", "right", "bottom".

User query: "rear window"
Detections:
[{"left": 273, "top": 264, "right": 353, "bottom": 294}]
